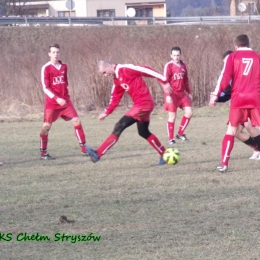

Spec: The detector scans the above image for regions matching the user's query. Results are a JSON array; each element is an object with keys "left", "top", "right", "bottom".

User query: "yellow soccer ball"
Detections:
[{"left": 163, "top": 148, "right": 180, "bottom": 165}]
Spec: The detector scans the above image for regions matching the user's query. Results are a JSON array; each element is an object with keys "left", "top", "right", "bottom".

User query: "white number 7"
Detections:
[{"left": 242, "top": 58, "right": 253, "bottom": 75}]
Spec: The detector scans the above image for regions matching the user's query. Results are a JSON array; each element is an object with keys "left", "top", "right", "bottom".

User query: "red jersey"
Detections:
[
  {"left": 163, "top": 60, "right": 191, "bottom": 94},
  {"left": 216, "top": 47, "right": 260, "bottom": 108},
  {"left": 105, "top": 64, "right": 167, "bottom": 115},
  {"left": 41, "top": 60, "right": 70, "bottom": 109}
]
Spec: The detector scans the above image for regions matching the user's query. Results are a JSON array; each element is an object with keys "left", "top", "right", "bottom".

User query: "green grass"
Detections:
[{"left": 1, "top": 106, "right": 260, "bottom": 260}]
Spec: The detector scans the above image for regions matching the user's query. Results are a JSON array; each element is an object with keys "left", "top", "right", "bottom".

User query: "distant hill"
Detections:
[{"left": 166, "top": 0, "right": 230, "bottom": 16}]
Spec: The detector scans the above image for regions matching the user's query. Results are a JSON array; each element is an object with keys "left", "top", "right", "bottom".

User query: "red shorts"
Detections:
[
  {"left": 164, "top": 92, "right": 191, "bottom": 112},
  {"left": 44, "top": 102, "right": 78, "bottom": 123},
  {"left": 125, "top": 104, "right": 153, "bottom": 122},
  {"left": 229, "top": 108, "right": 260, "bottom": 126}
]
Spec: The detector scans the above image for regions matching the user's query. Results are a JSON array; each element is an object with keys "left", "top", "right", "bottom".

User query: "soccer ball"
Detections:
[{"left": 163, "top": 148, "right": 180, "bottom": 165}]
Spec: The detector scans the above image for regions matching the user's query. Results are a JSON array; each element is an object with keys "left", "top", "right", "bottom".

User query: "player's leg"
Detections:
[
  {"left": 244, "top": 120, "right": 260, "bottom": 159},
  {"left": 176, "top": 106, "right": 192, "bottom": 141},
  {"left": 165, "top": 96, "right": 177, "bottom": 145},
  {"left": 60, "top": 102, "right": 87, "bottom": 155},
  {"left": 137, "top": 121, "right": 166, "bottom": 165},
  {"left": 248, "top": 109, "right": 260, "bottom": 160},
  {"left": 235, "top": 124, "right": 260, "bottom": 159},
  {"left": 87, "top": 116, "right": 136, "bottom": 163},
  {"left": 167, "top": 112, "right": 176, "bottom": 145},
  {"left": 40, "top": 108, "right": 67, "bottom": 159},
  {"left": 71, "top": 117, "right": 87, "bottom": 155},
  {"left": 217, "top": 123, "right": 237, "bottom": 172},
  {"left": 40, "top": 121, "right": 55, "bottom": 160}
]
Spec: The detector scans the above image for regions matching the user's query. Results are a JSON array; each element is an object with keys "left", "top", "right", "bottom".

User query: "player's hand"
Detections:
[
  {"left": 188, "top": 94, "right": 193, "bottom": 101},
  {"left": 209, "top": 94, "right": 217, "bottom": 107},
  {"left": 56, "top": 98, "right": 66, "bottom": 106},
  {"left": 166, "top": 96, "right": 173, "bottom": 104},
  {"left": 99, "top": 113, "right": 108, "bottom": 121},
  {"left": 162, "top": 83, "right": 172, "bottom": 94}
]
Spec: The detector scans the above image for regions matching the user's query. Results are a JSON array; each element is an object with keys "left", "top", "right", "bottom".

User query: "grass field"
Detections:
[{"left": 1, "top": 106, "right": 260, "bottom": 260}]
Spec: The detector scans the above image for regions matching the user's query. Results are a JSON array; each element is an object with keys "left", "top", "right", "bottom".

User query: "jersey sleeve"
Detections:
[
  {"left": 125, "top": 65, "right": 168, "bottom": 84},
  {"left": 41, "top": 65, "right": 59, "bottom": 101},
  {"left": 216, "top": 84, "right": 231, "bottom": 102},
  {"left": 64, "top": 64, "right": 69, "bottom": 86},
  {"left": 216, "top": 55, "right": 233, "bottom": 96},
  {"left": 163, "top": 63, "right": 172, "bottom": 83},
  {"left": 211, "top": 55, "right": 232, "bottom": 97},
  {"left": 183, "top": 64, "right": 191, "bottom": 94},
  {"left": 104, "top": 83, "right": 125, "bottom": 115}
]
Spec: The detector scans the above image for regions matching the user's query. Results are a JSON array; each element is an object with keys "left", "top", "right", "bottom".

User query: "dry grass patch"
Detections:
[{"left": 0, "top": 107, "right": 260, "bottom": 259}]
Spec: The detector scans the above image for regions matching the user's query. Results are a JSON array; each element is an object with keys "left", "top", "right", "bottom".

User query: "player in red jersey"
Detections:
[
  {"left": 163, "top": 46, "right": 192, "bottom": 144},
  {"left": 209, "top": 34, "right": 260, "bottom": 172},
  {"left": 86, "top": 60, "right": 172, "bottom": 165},
  {"left": 39, "top": 43, "right": 87, "bottom": 159},
  {"left": 210, "top": 50, "right": 260, "bottom": 160}
]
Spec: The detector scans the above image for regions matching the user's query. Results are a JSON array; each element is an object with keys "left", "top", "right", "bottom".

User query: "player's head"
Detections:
[
  {"left": 48, "top": 43, "right": 60, "bottom": 63},
  {"left": 98, "top": 60, "right": 115, "bottom": 77},
  {"left": 170, "top": 46, "right": 181, "bottom": 63},
  {"left": 222, "top": 50, "right": 233, "bottom": 62},
  {"left": 233, "top": 34, "right": 250, "bottom": 49}
]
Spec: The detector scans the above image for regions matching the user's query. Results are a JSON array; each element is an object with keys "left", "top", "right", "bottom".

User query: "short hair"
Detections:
[
  {"left": 234, "top": 34, "right": 249, "bottom": 47},
  {"left": 222, "top": 50, "right": 233, "bottom": 60},
  {"left": 171, "top": 46, "right": 181, "bottom": 54},
  {"left": 49, "top": 43, "right": 60, "bottom": 51},
  {"left": 98, "top": 60, "right": 113, "bottom": 69}
]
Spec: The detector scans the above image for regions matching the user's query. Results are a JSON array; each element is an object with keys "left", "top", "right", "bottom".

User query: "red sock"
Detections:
[
  {"left": 96, "top": 134, "right": 119, "bottom": 158},
  {"left": 221, "top": 134, "right": 235, "bottom": 166},
  {"left": 74, "top": 125, "right": 86, "bottom": 153},
  {"left": 178, "top": 116, "right": 190, "bottom": 135},
  {"left": 147, "top": 134, "right": 165, "bottom": 156},
  {"left": 40, "top": 134, "right": 48, "bottom": 155},
  {"left": 167, "top": 121, "right": 174, "bottom": 141}
]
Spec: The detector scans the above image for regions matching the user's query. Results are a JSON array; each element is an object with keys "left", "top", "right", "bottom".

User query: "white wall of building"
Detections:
[{"left": 49, "top": 0, "right": 87, "bottom": 16}]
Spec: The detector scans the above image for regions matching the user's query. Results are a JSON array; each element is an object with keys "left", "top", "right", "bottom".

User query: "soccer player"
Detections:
[
  {"left": 212, "top": 50, "right": 260, "bottom": 160},
  {"left": 86, "top": 60, "right": 171, "bottom": 165},
  {"left": 39, "top": 43, "right": 87, "bottom": 159},
  {"left": 163, "top": 46, "right": 192, "bottom": 144},
  {"left": 209, "top": 34, "right": 260, "bottom": 172}
]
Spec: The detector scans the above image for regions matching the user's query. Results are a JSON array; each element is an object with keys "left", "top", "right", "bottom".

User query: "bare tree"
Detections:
[{"left": 0, "top": 0, "right": 30, "bottom": 16}]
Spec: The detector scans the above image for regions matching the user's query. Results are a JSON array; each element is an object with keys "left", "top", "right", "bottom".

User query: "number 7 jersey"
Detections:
[{"left": 216, "top": 47, "right": 260, "bottom": 108}]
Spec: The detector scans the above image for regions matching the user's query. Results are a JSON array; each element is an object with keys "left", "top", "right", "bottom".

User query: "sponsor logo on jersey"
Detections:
[
  {"left": 53, "top": 76, "right": 65, "bottom": 85},
  {"left": 173, "top": 72, "right": 184, "bottom": 80}
]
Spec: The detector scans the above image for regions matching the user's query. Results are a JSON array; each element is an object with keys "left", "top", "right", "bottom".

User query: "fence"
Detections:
[{"left": 0, "top": 15, "right": 260, "bottom": 26}]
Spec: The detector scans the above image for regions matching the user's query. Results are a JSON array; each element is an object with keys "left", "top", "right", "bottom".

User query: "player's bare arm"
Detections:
[
  {"left": 166, "top": 96, "right": 173, "bottom": 104},
  {"left": 56, "top": 98, "right": 67, "bottom": 106},
  {"left": 99, "top": 112, "right": 108, "bottom": 121},
  {"left": 162, "top": 82, "right": 172, "bottom": 94},
  {"left": 209, "top": 94, "right": 217, "bottom": 107}
]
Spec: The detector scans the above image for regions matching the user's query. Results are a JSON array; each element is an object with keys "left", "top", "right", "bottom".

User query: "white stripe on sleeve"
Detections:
[
  {"left": 41, "top": 62, "right": 55, "bottom": 99},
  {"left": 116, "top": 64, "right": 166, "bottom": 82}
]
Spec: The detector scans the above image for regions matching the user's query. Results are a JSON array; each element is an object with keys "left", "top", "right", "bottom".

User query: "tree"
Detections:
[
  {"left": 0, "top": 0, "right": 32, "bottom": 16},
  {"left": 166, "top": 0, "right": 231, "bottom": 16}
]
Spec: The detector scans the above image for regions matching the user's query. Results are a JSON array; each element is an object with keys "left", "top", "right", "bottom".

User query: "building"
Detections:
[
  {"left": 230, "top": 0, "right": 260, "bottom": 15},
  {"left": 14, "top": 0, "right": 166, "bottom": 25}
]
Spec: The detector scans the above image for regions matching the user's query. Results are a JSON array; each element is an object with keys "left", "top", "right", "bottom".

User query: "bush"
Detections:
[{"left": 0, "top": 24, "right": 259, "bottom": 112}]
